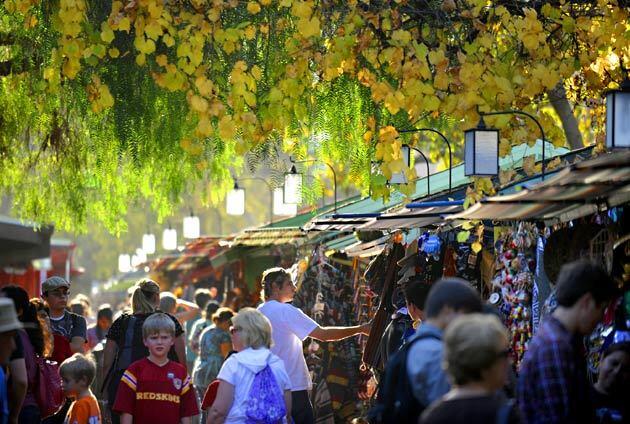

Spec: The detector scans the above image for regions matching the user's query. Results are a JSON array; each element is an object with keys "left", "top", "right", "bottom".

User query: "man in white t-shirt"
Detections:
[{"left": 258, "top": 267, "right": 370, "bottom": 424}]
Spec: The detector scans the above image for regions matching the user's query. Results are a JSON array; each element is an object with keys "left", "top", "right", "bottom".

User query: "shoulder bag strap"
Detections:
[{"left": 118, "top": 315, "right": 137, "bottom": 370}]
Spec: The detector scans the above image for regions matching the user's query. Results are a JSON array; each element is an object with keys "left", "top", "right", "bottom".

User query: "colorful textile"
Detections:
[
  {"left": 113, "top": 358, "right": 198, "bottom": 422},
  {"left": 191, "top": 326, "right": 230, "bottom": 390},
  {"left": 517, "top": 316, "right": 593, "bottom": 424}
]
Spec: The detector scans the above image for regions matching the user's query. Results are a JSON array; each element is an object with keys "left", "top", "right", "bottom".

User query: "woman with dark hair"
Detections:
[
  {"left": 101, "top": 279, "right": 186, "bottom": 424},
  {"left": 592, "top": 343, "right": 630, "bottom": 423},
  {"left": 1, "top": 285, "right": 54, "bottom": 423}
]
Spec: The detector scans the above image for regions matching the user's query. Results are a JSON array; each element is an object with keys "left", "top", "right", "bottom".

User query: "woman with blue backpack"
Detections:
[{"left": 206, "top": 307, "right": 292, "bottom": 423}]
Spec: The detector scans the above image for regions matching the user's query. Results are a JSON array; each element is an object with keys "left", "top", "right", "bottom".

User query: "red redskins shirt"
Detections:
[{"left": 113, "top": 358, "right": 199, "bottom": 422}]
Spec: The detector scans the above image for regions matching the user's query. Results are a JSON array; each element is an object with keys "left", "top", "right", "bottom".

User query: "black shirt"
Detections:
[
  {"left": 106, "top": 312, "right": 184, "bottom": 363},
  {"left": 420, "top": 395, "right": 521, "bottom": 424}
]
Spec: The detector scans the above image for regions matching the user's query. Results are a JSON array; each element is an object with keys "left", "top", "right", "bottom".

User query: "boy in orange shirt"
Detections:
[{"left": 60, "top": 353, "right": 101, "bottom": 424}]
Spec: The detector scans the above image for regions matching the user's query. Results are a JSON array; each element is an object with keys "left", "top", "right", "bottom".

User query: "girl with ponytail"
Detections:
[{"left": 101, "top": 279, "right": 186, "bottom": 424}]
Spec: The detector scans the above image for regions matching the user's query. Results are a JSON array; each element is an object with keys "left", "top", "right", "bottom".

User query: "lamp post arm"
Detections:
[
  {"left": 479, "top": 110, "right": 546, "bottom": 179},
  {"left": 237, "top": 177, "right": 274, "bottom": 224},
  {"left": 398, "top": 128, "right": 452, "bottom": 192},
  {"left": 409, "top": 146, "right": 430, "bottom": 196},
  {"left": 290, "top": 158, "right": 338, "bottom": 212}
]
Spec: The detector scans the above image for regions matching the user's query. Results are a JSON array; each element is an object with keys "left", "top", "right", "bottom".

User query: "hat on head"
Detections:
[
  {"left": 0, "top": 298, "right": 24, "bottom": 333},
  {"left": 42, "top": 276, "right": 71, "bottom": 295}
]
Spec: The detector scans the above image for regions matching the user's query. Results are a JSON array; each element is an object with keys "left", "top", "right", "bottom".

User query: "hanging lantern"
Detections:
[
  {"left": 389, "top": 144, "right": 411, "bottom": 184},
  {"left": 226, "top": 182, "right": 245, "bottom": 215},
  {"left": 283, "top": 165, "right": 302, "bottom": 204},
  {"left": 142, "top": 233, "right": 156, "bottom": 255},
  {"left": 464, "top": 117, "right": 499, "bottom": 176},
  {"left": 118, "top": 254, "right": 131, "bottom": 273},
  {"left": 132, "top": 248, "right": 147, "bottom": 267},
  {"left": 606, "top": 79, "right": 630, "bottom": 149},
  {"left": 162, "top": 226, "right": 177, "bottom": 250},
  {"left": 273, "top": 187, "right": 298, "bottom": 216},
  {"left": 183, "top": 213, "right": 200, "bottom": 239}
]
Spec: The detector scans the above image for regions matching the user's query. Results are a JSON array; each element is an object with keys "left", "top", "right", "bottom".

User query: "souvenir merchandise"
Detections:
[
  {"left": 293, "top": 247, "right": 363, "bottom": 422},
  {"left": 491, "top": 223, "right": 537, "bottom": 371}
]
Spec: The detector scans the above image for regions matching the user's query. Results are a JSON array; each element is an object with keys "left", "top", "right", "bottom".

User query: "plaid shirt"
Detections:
[{"left": 517, "top": 316, "right": 592, "bottom": 424}]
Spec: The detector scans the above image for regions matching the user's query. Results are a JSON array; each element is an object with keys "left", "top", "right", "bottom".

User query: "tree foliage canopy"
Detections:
[{"left": 1, "top": 0, "right": 628, "bottom": 233}]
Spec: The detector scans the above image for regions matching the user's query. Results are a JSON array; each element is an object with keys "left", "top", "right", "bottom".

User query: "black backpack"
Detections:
[{"left": 368, "top": 332, "right": 441, "bottom": 424}]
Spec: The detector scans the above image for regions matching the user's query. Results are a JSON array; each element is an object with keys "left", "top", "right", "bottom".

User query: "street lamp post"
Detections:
[
  {"left": 477, "top": 109, "right": 547, "bottom": 179},
  {"left": 287, "top": 158, "right": 338, "bottom": 212},
  {"left": 390, "top": 144, "right": 431, "bottom": 196},
  {"left": 397, "top": 128, "right": 453, "bottom": 192},
  {"left": 605, "top": 78, "right": 630, "bottom": 149}
]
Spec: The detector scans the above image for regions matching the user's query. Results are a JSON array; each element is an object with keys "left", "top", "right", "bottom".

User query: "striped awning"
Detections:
[
  {"left": 232, "top": 227, "right": 307, "bottom": 247},
  {"left": 449, "top": 150, "right": 630, "bottom": 223}
]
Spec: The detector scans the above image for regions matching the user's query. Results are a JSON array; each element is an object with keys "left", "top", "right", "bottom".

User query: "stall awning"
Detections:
[
  {"left": 232, "top": 227, "right": 307, "bottom": 247},
  {"left": 0, "top": 216, "right": 54, "bottom": 266},
  {"left": 449, "top": 150, "right": 630, "bottom": 223},
  {"left": 344, "top": 235, "right": 391, "bottom": 257},
  {"left": 303, "top": 141, "right": 570, "bottom": 232},
  {"left": 360, "top": 202, "right": 465, "bottom": 231}
]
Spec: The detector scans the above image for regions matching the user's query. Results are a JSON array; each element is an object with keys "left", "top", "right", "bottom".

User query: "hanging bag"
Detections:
[
  {"left": 35, "top": 356, "right": 64, "bottom": 419},
  {"left": 245, "top": 359, "right": 286, "bottom": 424}
]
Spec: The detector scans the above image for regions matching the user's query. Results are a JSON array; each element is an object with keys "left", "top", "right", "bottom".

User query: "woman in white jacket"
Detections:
[{"left": 207, "top": 307, "right": 292, "bottom": 424}]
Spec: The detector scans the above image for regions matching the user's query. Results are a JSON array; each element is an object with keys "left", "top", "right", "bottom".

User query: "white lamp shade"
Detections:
[
  {"left": 389, "top": 144, "right": 411, "bottom": 184},
  {"left": 284, "top": 171, "right": 302, "bottom": 204},
  {"left": 134, "top": 248, "right": 147, "bottom": 265},
  {"left": 162, "top": 228, "right": 177, "bottom": 250},
  {"left": 464, "top": 128, "right": 499, "bottom": 176},
  {"left": 142, "top": 233, "right": 156, "bottom": 254},
  {"left": 226, "top": 188, "right": 245, "bottom": 215},
  {"left": 273, "top": 188, "right": 298, "bottom": 216},
  {"left": 118, "top": 254, "right": 131, "bottom": 273},
  {"left": 606, "top": 88, "right": 630, "bottom": 149},
  {"left": 183, "top": 215, "right": 200, "bottom": 239}
]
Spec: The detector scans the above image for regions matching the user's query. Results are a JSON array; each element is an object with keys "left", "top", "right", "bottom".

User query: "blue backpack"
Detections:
[{"left": 245, "top": 359, "right": 286, "bottom": 424}]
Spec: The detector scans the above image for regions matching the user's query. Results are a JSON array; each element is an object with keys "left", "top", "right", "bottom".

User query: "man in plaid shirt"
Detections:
[{"left": 518, "top": 260, "right": 617, "bottom": 424}]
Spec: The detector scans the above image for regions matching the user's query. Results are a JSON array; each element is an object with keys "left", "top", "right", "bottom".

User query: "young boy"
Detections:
[
  {"left": 113, "top": 313, "right": 199, "bottom": 424},
  {"left": 59, "top": 353, "right": 101, "bottom": 424}
]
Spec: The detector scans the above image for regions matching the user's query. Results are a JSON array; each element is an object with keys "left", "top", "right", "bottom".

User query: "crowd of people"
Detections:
[{"left": 0, "top": 259, "right": 627, "bottom": 423}]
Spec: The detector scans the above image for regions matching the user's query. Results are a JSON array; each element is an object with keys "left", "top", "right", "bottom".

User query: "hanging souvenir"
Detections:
[{"left": 491, "top": 222, "right": 537, "bottom": 371}]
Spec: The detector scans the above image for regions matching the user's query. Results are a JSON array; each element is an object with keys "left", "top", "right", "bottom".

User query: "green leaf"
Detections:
[{"left": 457, "top": 230, "right": 471, "bottom": 243}]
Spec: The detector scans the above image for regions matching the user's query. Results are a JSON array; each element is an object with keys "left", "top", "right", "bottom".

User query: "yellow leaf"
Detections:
[
  {"left": 156, "top": 54, "right": 168, "bottom": 66},
  {"left": 251, "top": 65, "right": 263, "bottom": 80},
  {"left": 292, "top": 1, "right": 312, "bottom": 19},
  {"left": 244, "top": 26, "right": 256, "bottom": 40},
  {"left": 196, "top": 117, "right": 213, "bottom": 137},
  {"left": 522, "top": 155, "right": 541, "bottom": 176},
  {"left": 247, "top": 1, "right": 261, "bottom": 14},
  {"left": 136, "top": 53, "right": 146, "bottom": 66},
  {"left": 190, "top": 95, "right": 208, "bottom": 113},
  {"left": 100, "top": 22, "right": 115, "bottom": 43},
  {"left": 163, "top": 34, "right": 175, "bottom": 47},
  {"left": 108, "top": 47, "right": 120, "bottom": 58},
  {"left": 118, "top": 16, "right": 130, "bottom": 32},
  {"left": 298, "top": 16, "right": 320, "bottom": 38},
  {"left": 471, "top": 241, "right": 482, "bottom": 253},
  {"left": 218, "top": 116, "right": 237, "bottom": 139},
  {"left": 145, "top": 20, "right": 162, "bottom": 40}
]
